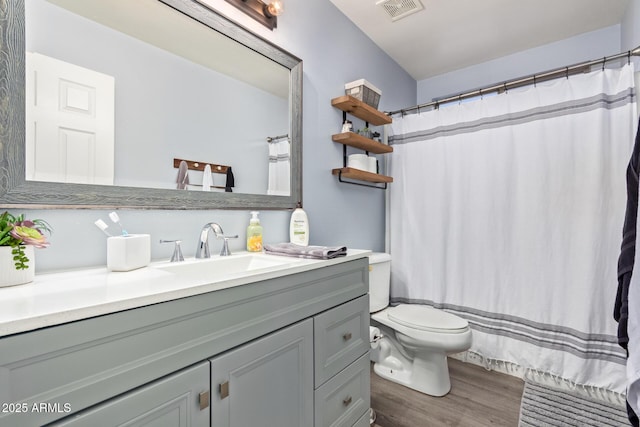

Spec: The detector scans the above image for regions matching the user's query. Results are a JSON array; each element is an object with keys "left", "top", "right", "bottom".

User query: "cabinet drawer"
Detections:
[
  {"left": 314, "top": 295, "right": 370, "bottom": 386},
  {"left": 52, "top": 361, "right": 210, "bottom": 426},
  {"left": 314, "top": 353, "right": 371, "bottom": 427},
  {"left": 353, "top": 410, "right": 371, "bottom": 427}
]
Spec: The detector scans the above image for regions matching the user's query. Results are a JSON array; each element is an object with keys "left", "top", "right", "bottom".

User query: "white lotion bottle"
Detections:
[{"left": 289, "top": 204, "right": 309, "bottom": 246}]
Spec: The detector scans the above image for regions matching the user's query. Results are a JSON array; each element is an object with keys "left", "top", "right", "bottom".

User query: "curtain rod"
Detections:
[{"left": 387, "top": 45, "right": 640, "bottom": 116}]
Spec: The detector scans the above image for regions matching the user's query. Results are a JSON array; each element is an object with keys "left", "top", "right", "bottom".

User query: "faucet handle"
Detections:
[
  {"left": 160, "top": 239, "right": 185, "bottom": 262},
  {"left": 219, "top": 235, "right": 239, "bottom": 256}
]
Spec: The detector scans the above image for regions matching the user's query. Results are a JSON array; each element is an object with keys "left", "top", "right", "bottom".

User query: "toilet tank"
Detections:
[{"left": 368, "top": 252, "right": 391, "bottom": 313}]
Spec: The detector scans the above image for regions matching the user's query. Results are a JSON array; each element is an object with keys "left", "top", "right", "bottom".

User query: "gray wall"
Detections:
[
  {"left": 21, "top": 0, "right": 640, "bottom": 273},
  {"left": 21, "top": 0, "right": 416, "bottom": 272},
  {"left": 417, "top": 0, "right": 640, "bottom": 106},
  {"left": 417, "top": 25, "right": 622, "bottom": 104},
  {"left": 622, "top": 0, "right": 640, "bottom": 51}
]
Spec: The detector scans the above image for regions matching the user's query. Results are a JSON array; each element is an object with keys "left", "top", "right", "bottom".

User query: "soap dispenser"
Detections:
[{"left": 247, "top": 211, "right": 263, "bottom": 252}]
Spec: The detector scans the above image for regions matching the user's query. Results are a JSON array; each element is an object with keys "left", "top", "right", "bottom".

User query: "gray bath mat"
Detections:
[{"left": 519, "top": 381, "right": 628, "bottom": 426}]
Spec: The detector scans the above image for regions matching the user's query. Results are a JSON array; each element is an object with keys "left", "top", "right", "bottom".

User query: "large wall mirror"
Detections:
[{"left": 0, "top": 0, "right": 302, "bottom": 209}]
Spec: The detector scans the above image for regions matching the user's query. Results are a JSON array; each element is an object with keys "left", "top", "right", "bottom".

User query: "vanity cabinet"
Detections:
[
  {"left": 0, "top": 258, "right": 369, "bottom": 427},
  {"left": 331, "top": 95, "right": 393, "bottom": 188}
]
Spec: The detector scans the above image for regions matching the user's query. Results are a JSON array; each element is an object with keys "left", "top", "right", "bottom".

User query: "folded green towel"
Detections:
[{"left": 264, "top": 242, "right": 347, "bottom": 259}]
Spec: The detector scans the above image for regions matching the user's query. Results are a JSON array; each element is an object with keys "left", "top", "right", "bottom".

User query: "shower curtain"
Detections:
[{"left": 388, "top": 64, "right": 637, "bottom": 394}]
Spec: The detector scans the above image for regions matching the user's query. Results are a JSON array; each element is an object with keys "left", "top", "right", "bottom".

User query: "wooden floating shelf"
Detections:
[
  {"left": 331, "top": 94, "right": 393, "bottom": 188},
  {"left": 331, "top": 95, "right": 392, "bottom": 126},
  {"left": 332, "top": 132, "right": 393, "bottom": 154},
  {"left": 331, "top": 167, "right": 393, "bottom": 184}
]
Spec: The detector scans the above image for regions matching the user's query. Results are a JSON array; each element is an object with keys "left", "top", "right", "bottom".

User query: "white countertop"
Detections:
[{"left": 0, "top": 249, "right": 371, "bottom": 337}]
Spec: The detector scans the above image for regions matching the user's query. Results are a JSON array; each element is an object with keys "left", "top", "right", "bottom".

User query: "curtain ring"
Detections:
[
  {"left": 479, "top": 88, "right": 483, "bottom": 100},
  {"left": 458, "top": 94, "right": 462, "bottom": 104},
  {"left": 435, "top": 101, "right": 440, "bottom": 110},
  {"left": 565, "top": 66, "right": 569, "bottom": 79},
  {"left": 533, "top": 75, "right": 537, "bottom": 87},
  {"left": 602, "top": 57, "right": 606, "bottom": 71},
  {"left": 629, "top": 51, "right": 632, "bottom": 65},
  {"left": 417, "top": 105, "right": 421, "bottom": 114},
  {"left": 503, "top": 82, "right": 508, "bottom": 94}
]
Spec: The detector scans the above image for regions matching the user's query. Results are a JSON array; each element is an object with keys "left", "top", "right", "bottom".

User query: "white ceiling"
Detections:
[{"left": 329, "top": 0, "right": 630, "bottom": 81}]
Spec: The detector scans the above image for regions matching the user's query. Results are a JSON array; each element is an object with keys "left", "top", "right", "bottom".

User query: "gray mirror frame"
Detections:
[{"left": 0, "top": 0, "right": 302, "bottom": 210}]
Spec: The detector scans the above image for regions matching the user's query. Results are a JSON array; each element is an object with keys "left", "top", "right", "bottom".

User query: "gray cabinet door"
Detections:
[
  {"left": 52, "top": 361, "right": 210, "bottom": 426},
  {"left": 210, "top": 319, "right": 314, "bottom": 427}
]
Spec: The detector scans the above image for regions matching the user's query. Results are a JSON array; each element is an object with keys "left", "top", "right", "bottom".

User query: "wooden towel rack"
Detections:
[{"left": 173, "top": 158, "right": 230, "bottom": 174}]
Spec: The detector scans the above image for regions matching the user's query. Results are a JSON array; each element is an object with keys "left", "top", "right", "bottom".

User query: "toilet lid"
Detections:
[{"left": 388, "top": 305, "right": 468, "bottom": 332}]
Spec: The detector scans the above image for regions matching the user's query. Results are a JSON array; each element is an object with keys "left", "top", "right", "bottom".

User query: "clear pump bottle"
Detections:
[{"left": 246, "top": 211, "right": 263, "bottom": 252}]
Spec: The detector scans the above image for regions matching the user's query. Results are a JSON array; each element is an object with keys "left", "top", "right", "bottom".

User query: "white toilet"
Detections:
[{"left": 368, "top": 253, "right": 472, "bottom": 397}]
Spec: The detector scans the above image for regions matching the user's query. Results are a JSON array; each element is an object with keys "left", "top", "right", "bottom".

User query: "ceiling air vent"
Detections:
[{"left": 376, "top": 0, "right": 424, "bottom": 21}]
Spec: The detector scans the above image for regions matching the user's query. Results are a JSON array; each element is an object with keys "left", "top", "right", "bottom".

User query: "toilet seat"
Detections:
[{"left": 387, "top": 305, "right": 468, "bottom": 333}]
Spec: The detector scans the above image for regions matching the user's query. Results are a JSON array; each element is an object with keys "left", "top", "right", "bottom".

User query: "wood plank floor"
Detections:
[{"left": 370, "top": 357, "right": 525, "bottom": 427}]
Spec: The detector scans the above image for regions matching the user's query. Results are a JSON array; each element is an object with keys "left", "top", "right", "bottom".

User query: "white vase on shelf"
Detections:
[{"left": 0, "top": 245, "right": 35, "bottom": 287}]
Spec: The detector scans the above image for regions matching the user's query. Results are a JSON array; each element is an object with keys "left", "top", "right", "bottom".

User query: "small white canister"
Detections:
[
  {"left": 368, "top": 156, "right": 378, "bottom": 174},
  {"left": 347, "top": 154, "right": 369, "bottom": 170},
  {"left": 107, "top": 234, "right": 151, "bottom": 271}
]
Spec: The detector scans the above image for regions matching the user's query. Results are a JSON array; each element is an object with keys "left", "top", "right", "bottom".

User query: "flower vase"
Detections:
[{"left": 0, "top": 246, "right": 35, "bottom": 287}]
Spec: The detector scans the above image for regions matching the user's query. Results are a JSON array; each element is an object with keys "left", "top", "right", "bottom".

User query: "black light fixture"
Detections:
[{"left": 224, "top": 0, "right": 284, "bottom": 30}]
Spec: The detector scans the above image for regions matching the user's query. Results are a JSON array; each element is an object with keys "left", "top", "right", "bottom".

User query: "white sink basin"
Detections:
[{"left": 155, "top": 252, "right": 305, "bottom": 281}]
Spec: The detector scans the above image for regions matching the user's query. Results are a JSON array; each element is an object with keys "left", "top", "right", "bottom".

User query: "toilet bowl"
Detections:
[{"left": 368, "top": 253, "right": 472, "bottom": 397}]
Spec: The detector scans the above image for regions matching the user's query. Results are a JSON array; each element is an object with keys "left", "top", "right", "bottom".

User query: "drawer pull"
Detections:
[
  {"left": 199, "top": 391, "right": 210, "bottom": 410},
  {"left": 219, "top": 381, "right": 229, "bottom": 399},
  {"left": 343, "top": 396, "right": 353, "bottom": 406},
  {"left": 342, "top": 332, "right": 352, "bottom": 341}
]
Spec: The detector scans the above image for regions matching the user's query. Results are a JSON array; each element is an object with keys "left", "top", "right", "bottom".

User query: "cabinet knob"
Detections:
[
  {"left": 342, "top": 332, "right": 352, "bottom": 341},
  {"left": 343, "top": 396, "right": 353, "bottom": 406}
]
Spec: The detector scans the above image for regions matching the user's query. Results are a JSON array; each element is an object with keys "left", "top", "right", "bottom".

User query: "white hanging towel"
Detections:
[
  {"left": 267, "top": 139, "right": 290, "bottom": 196},
  {"left": 202, "top": 164, "right": 212, "bottom": 191}
]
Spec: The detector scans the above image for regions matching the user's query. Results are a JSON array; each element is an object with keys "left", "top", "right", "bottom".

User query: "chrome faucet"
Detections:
[{"left": 196, "top": 222, "right": 238, "bottom": 258}]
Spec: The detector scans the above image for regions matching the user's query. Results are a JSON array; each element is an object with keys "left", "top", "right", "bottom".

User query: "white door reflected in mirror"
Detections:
[{"left": 25, "top": 52, "right": 115, "bottom": 185}]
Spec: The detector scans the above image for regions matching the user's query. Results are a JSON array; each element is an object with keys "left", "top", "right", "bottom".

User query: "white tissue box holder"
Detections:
[{"left": 107, "top": 234, "right": 151, "bottom": 272}]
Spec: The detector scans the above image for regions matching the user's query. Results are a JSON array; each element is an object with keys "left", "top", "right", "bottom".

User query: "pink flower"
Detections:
[{"left": 9, "top": 225, "right": 50, "bottom": 248}]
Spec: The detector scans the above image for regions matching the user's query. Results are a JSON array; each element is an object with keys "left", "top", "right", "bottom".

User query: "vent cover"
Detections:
[{"left": 376, "top": 0, "right": 424, "bottom": 21}]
